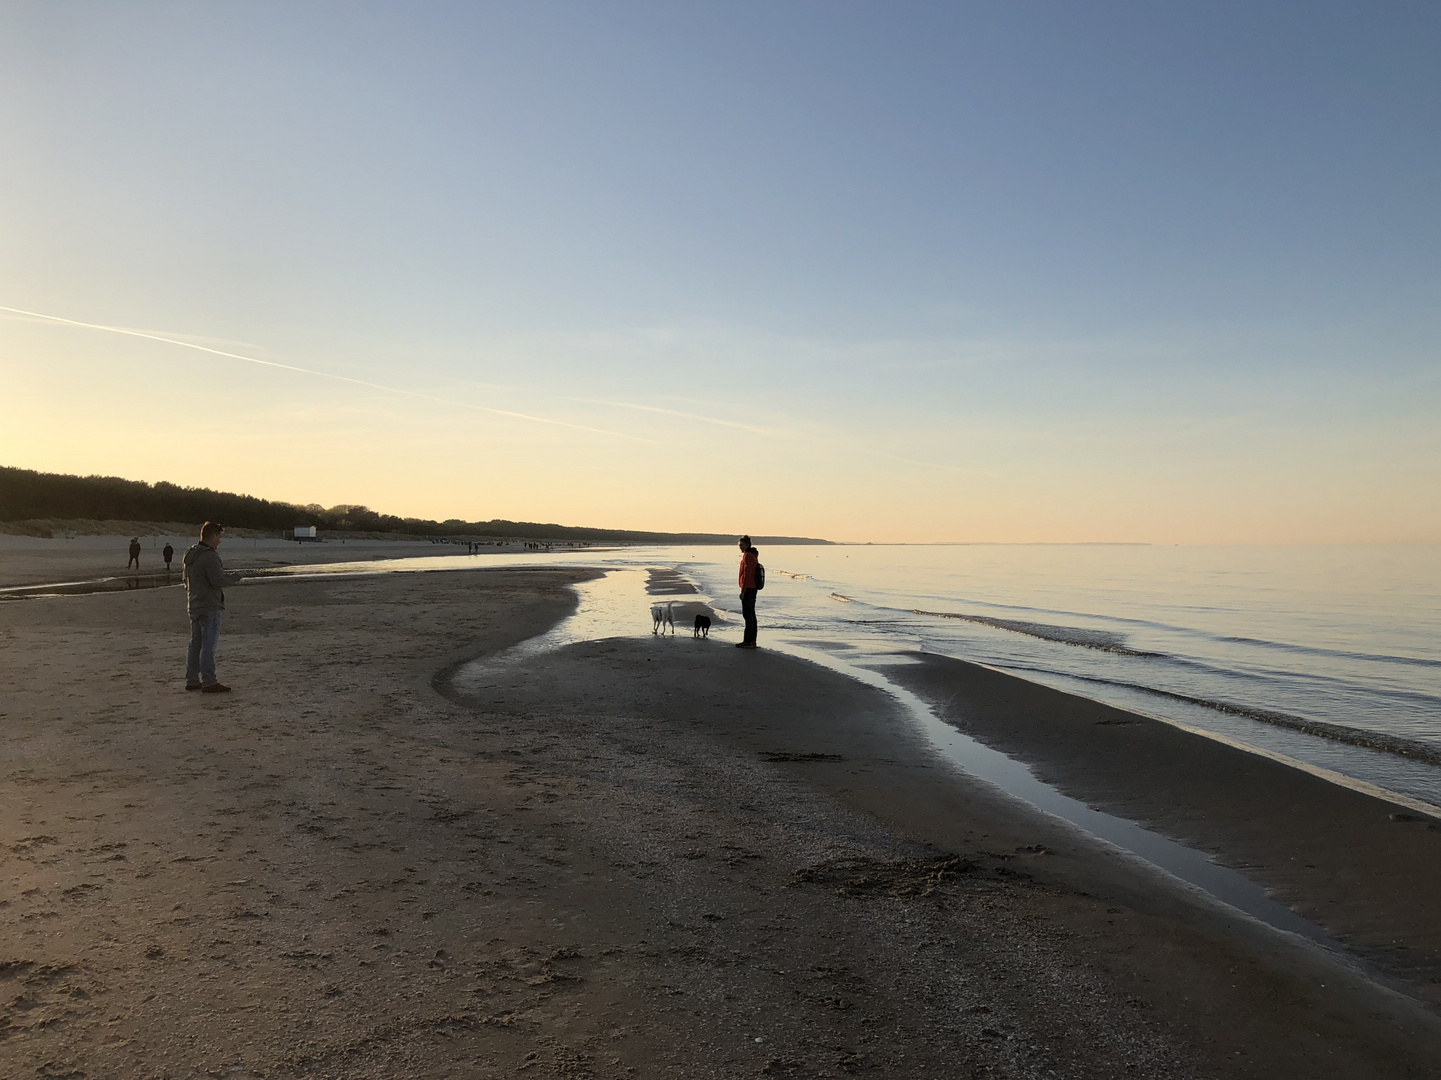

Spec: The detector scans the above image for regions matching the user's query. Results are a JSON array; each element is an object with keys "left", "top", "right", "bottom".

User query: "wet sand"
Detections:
[
  {"left": 887, "top": 654, "right": 1441, "bottom": 1003},
  {"left": 2, "top": 570, "right": 1440, "bottom": 1078}
]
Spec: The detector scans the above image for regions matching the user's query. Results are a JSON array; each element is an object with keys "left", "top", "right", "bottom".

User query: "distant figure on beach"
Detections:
[
  {"left": 162, "top": 542, "right": 174, "bottom": 571},
  {"left": 182, "top": 521, "right": 236, "bottom": 694},
  {"left": 127, "top": 537, "right": 142, "bottom": 569},
  {"left": 737, "top": 535, "right": 760, "bottom": 648}
]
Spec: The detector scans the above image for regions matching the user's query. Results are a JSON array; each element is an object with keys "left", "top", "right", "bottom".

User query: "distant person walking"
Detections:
[
  {"left": 737, "top": 535, "right": 760, "bottom": 648},
  {"left": 162, "top": 542, "right": 174, "bottom": 572},
  {"left": 127, "top": 537, "right": 142, "bottom": 569},
  {"left": 182, "top": 522, "right": 236, "bottom": 693}
]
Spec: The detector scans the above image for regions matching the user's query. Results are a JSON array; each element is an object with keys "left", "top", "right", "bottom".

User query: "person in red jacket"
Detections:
[{"left": 737, "top": 535, "right": 759, "bottom": 648}]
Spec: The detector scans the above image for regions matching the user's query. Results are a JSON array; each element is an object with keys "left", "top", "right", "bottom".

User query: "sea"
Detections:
[
  {"left": 686, "top": 543, "right": 1441, "bottom": 810},
  {"left": 284, "top": 542, "right": 1441, "bottom": 813}
]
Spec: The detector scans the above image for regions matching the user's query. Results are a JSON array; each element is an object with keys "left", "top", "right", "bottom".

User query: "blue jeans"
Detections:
[{"left": 186, "top": 610, "right": 223, "bottom": 686}]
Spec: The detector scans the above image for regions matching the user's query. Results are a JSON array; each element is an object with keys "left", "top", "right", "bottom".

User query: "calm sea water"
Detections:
[
  {"left": 678, "top": 544, "right": 1441, "bottom": 808},
  {"left": 276, "top": 543, "right": 1441, "bottom": 808}
]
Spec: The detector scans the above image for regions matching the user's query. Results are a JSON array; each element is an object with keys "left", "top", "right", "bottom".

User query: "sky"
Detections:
[{"left": 1, "top": 1, "right": 1438, "bottom": 543}]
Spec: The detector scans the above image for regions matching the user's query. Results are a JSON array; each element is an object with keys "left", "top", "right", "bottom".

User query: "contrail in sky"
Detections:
[
  {"left": 577, "top": 397, "right": 975, "bottom": 472},
  {"left": 582, "top": 398, "right": 977, "bottom": 473},
  {"left": 576, "top": 397, "right": 776, "bottom": 435},
  {"left": 0, "top": 305, "right": 648, "bottom": 442}
]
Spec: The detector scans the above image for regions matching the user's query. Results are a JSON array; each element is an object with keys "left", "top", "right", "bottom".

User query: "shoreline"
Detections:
[
  {"left": 5, "top": 536, "right": 1435, "bottom": 795},
  {"left": 7, "top": 543, "right": 1438, "bottom": 830},
  {"left": 467, "top": 566, "right": 1441, "bottom": 1000},
  {"left": 1031, "top": 665, "right": 1441, "bottom": 770},
  {"left": 0, "top": 533, "right": 614, "bottom": 591},
  {"left": 6, "top": 539, "right": 1436, "bottom": 817},
  {"left": 2, "top": 570, "right": 1440, "bottom": 1076},
  {"left": 888, "top": 652, "right": 1441, "bottom": 1005}
]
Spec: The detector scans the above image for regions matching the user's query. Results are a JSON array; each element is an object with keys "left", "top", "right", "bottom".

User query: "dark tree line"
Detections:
[
  {"left": 0, "top": 466, "right": 828, "bottom": 544},
  {"left": 3, "top": 466, "right": 314, "bottom": 531}
]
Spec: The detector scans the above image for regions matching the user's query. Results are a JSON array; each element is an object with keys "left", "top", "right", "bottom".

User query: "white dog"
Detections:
[{"left": 651, "top": 601, "right": 675, "bottom": 635}]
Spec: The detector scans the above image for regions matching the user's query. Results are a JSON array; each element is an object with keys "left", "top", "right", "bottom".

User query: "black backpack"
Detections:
[{"left": 754, "top": 560, "right": 765, "bottom": 590}]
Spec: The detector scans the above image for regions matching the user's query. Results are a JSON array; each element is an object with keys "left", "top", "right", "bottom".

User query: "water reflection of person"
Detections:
[{"left": 737, "top": 535, "right": 759, "bottom": 648}]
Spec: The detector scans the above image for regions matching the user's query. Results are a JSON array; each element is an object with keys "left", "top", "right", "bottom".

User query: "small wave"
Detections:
[
  {"left": 774, "top": 570, "right": 810, "bottom": 580},
  {"left": 1032, "top": 670, "right": 1441, "bottom": 768},
  {"left": 831, "top": 592, "right": 854, "bottom": 602},
  {"left": 1213, "top": 634, "right": 1441, "bottom": 670},
  {"left": 914, "top": 609, "right": 1161, "bottom": 658}
]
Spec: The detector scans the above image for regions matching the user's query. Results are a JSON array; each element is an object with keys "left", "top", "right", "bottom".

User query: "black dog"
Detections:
[{"left": 693, "top": 614, "right": 711, "bottom": 639}]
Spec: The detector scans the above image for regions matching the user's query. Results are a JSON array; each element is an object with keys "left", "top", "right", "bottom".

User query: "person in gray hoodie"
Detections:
[{"left": 183, "top": 521, "right": 236, "bottom": 693}]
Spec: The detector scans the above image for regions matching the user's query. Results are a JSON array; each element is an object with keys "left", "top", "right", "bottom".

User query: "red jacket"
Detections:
[{"left": 738, "top": 548, "right": 758, "bottom": 589}]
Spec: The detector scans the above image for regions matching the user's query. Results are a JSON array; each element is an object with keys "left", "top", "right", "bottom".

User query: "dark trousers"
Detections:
[{"left": 740, "top": 588, "right": 758, "bottom": 644}]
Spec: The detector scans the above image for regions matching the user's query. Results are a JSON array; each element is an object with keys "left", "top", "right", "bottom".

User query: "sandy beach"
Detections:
[
  {"left": 3, "top": 568, "right": 1440, "bottom": 1078},
  {"left": 0, "top": 534, "right": 558, "bottom": 591}
]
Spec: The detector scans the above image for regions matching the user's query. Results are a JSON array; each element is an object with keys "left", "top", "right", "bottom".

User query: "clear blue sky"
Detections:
[{"left": 2, "top": 2, "right": 1438, "bottom": 541}]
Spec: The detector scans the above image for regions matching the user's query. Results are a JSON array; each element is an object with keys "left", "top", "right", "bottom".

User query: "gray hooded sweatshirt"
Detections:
[{"left": 182, "top": 542, "right": 227, "bottom": 616}]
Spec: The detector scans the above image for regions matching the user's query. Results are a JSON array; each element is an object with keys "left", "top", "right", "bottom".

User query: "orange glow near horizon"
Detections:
[{"left": 3, "top": 307, "right": 1437, "bottom": 545}]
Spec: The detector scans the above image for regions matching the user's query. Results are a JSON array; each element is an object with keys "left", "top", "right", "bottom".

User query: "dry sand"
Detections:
[{"left": 2, "top": 569, "right": 1440, "bottom": 1078}]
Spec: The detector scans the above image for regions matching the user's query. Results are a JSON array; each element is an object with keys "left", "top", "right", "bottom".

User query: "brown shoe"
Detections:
[
  {"left": 201, "top": 683, "right": 232, "bottom": 694},
  {"left": 185, "top": 683, "right": 202, "bottom": 691}
]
